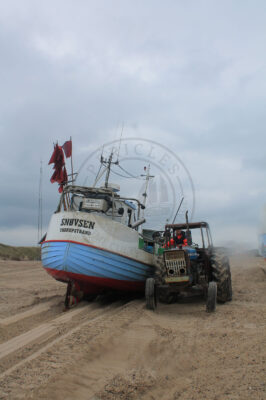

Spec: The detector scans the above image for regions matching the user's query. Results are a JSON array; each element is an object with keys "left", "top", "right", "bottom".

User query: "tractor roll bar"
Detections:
[{"left": 165, "top": 222, "right": 210, "bottom": 230}]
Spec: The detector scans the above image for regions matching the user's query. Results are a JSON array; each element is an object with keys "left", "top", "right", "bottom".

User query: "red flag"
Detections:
[
  {"left": 48, "top": 144, "right": 64, "bottom": 166},
  {"left": 48, "top": 144, "right": 68, "bottom": 192},
  {"left": 48, "top": 146, "right": 57, "bottom": 165},
  {"left": 62, "top": 140, "right": 72, "bottom": 158}
]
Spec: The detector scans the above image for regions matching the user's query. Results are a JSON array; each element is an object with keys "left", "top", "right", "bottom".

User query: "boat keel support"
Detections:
[{"left": 64, "top": 281, "right": 84, "bottom": 310}]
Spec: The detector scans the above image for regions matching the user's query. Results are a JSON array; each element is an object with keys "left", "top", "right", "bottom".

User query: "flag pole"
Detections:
[
  {"left": 37, "top": 160, "right": 43, "bottom": 244},
  {"left": 70, "top": 136, "right": 74, "bottom": 183}
]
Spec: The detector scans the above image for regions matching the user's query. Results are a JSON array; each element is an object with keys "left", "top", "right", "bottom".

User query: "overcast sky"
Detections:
[{"left": 0, "top": 0, "right": 265, "bottom": 248}]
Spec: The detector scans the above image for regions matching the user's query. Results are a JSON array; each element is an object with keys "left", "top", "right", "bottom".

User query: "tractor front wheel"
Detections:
[{"left": 145, "top": 278, "right": 157, "bottom": 310}]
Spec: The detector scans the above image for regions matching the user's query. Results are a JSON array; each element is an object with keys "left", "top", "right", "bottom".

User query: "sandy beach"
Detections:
[{"left": 0, "top": 255, "right": 265, "bottom": 399}]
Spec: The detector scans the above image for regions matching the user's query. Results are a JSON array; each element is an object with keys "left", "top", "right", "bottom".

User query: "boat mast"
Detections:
[
  {"left": 70, "top": 136, "right": 74, "bottom": 183},
  {"left": 104, "top": 152, "right": 113, "bottom": 188},
  {"left": 93, "top": 149, "right": 118, "bottom": 189},
  {"left": 141, "top": 164, "right": 154, "bottom": 218}
]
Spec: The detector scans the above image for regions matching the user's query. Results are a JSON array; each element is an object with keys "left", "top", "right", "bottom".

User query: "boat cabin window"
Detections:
[
  {"left": 105, "top": 201, "right": 135, "bottom": 226},
  {"left": 70, "top": 193, "right": 112, "bottom": 213},
  {"left": 70, "top": 195, "right": 83, "bottom": 211}
]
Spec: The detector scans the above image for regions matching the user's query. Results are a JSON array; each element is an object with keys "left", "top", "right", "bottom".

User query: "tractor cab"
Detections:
[{"left": 164, "top": 221, "right": 213, "bottom": 250}]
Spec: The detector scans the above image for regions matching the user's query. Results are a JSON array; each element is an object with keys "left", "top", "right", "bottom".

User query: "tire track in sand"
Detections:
[
  {"left": 0, "top": 303, "right": 89, "bottom": 360},
  {"left": 0, "top": 299, "right": 137, "bottom": 382},
  {"left": 0, "top": 300, "right": 57, "bottom": 326}
]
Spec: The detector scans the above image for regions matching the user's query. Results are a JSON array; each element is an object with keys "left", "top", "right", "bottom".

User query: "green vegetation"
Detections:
[{"left": 0, "top": 243, "right": 41, "bottom": 261}]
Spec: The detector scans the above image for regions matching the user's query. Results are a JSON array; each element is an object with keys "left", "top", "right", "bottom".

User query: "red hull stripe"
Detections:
[
  {"left": 43, "top": 239, "right": 153, "bottom": 267},
  {"left": 45, "top": 268, "right": 144, "bottom": 293}
]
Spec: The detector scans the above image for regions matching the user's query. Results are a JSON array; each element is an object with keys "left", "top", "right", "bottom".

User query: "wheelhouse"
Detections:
[{"left": 55, "top": 185, "right": 145, "bottom": 229}]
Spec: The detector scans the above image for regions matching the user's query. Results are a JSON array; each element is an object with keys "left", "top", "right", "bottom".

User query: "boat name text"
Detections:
[
  {"left": 60, "top": 227, "right": 91, "bottom": 235},
  {"left": 60, "top": 218, "right": 95, "bottom": 229}
]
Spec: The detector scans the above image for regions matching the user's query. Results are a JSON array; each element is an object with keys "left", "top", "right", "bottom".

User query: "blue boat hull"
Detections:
[{"left": 41, "top": 240, "right": 154, "bottom": 293}]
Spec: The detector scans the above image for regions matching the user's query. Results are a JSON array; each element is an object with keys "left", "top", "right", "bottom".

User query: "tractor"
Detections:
[{"left": 145, "top": 214, "right": 232, "bottom": 312}]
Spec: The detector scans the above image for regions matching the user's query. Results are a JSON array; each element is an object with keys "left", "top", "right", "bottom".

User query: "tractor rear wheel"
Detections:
[
  {"left": 206, "top": 281, "right": 217, "bottom": 312},
  {"left": 145, "top": 278, "right": 157, "bottom": 310},
  {"left": 211, "top": 249, "right": 233, "bottom": 303}
]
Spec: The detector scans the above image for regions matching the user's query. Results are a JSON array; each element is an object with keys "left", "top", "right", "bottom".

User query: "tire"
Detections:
[
  {"left": 206, "top": 281, "right": 217, "bottom": 313},
  {"left": 145, "top": 278, "right": 157, "bottom": 310},
  {"left": 211, "top": 249, "right": 233, "bottom": 303}
]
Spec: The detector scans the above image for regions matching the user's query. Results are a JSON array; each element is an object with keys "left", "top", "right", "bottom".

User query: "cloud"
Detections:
[
  {"left": 0, "top": 225, "right": 38, "bottom": 247},
  {"left": 0, "top": 0, "right": 265, "bottom": 247}
]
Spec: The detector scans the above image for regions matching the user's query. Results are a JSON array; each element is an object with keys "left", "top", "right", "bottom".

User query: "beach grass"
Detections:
[{"left": 0, "top": 243, "right": 41, "bottom": 261}]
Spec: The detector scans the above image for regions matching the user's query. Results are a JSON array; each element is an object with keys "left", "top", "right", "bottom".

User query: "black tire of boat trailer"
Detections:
[
  {"left": 206, "top": 281, "right": 217, "bottom": 313},
  {"left": 145, "top": 278, "right": 157, "bottom": 310},
  {"left": 64, "top": 281, "right": 72, "bottom": 309}
]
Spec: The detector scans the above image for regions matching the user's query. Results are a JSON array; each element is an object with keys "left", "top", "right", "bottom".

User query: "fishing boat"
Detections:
[{"left": 41, "top": 148, "right": 156, "bottom": 305}]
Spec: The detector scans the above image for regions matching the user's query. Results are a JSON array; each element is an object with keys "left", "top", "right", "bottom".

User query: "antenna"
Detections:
[
  {"left": 37, "top": 160, "right": 43, "bottom": 244},
  {"left": 117, "top": 122, "right": 124, "bottom": 162},
  {"left": 185, "top": 210, "right": 192, "bottom": 245},
  {"left": 172, "top": 196, "right": 184, "bottom": 224}
]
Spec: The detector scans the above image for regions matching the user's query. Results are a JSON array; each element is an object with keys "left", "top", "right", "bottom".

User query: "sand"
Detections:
[{"left": 0, "top": 255, "right": 265, "bottom": 399}]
